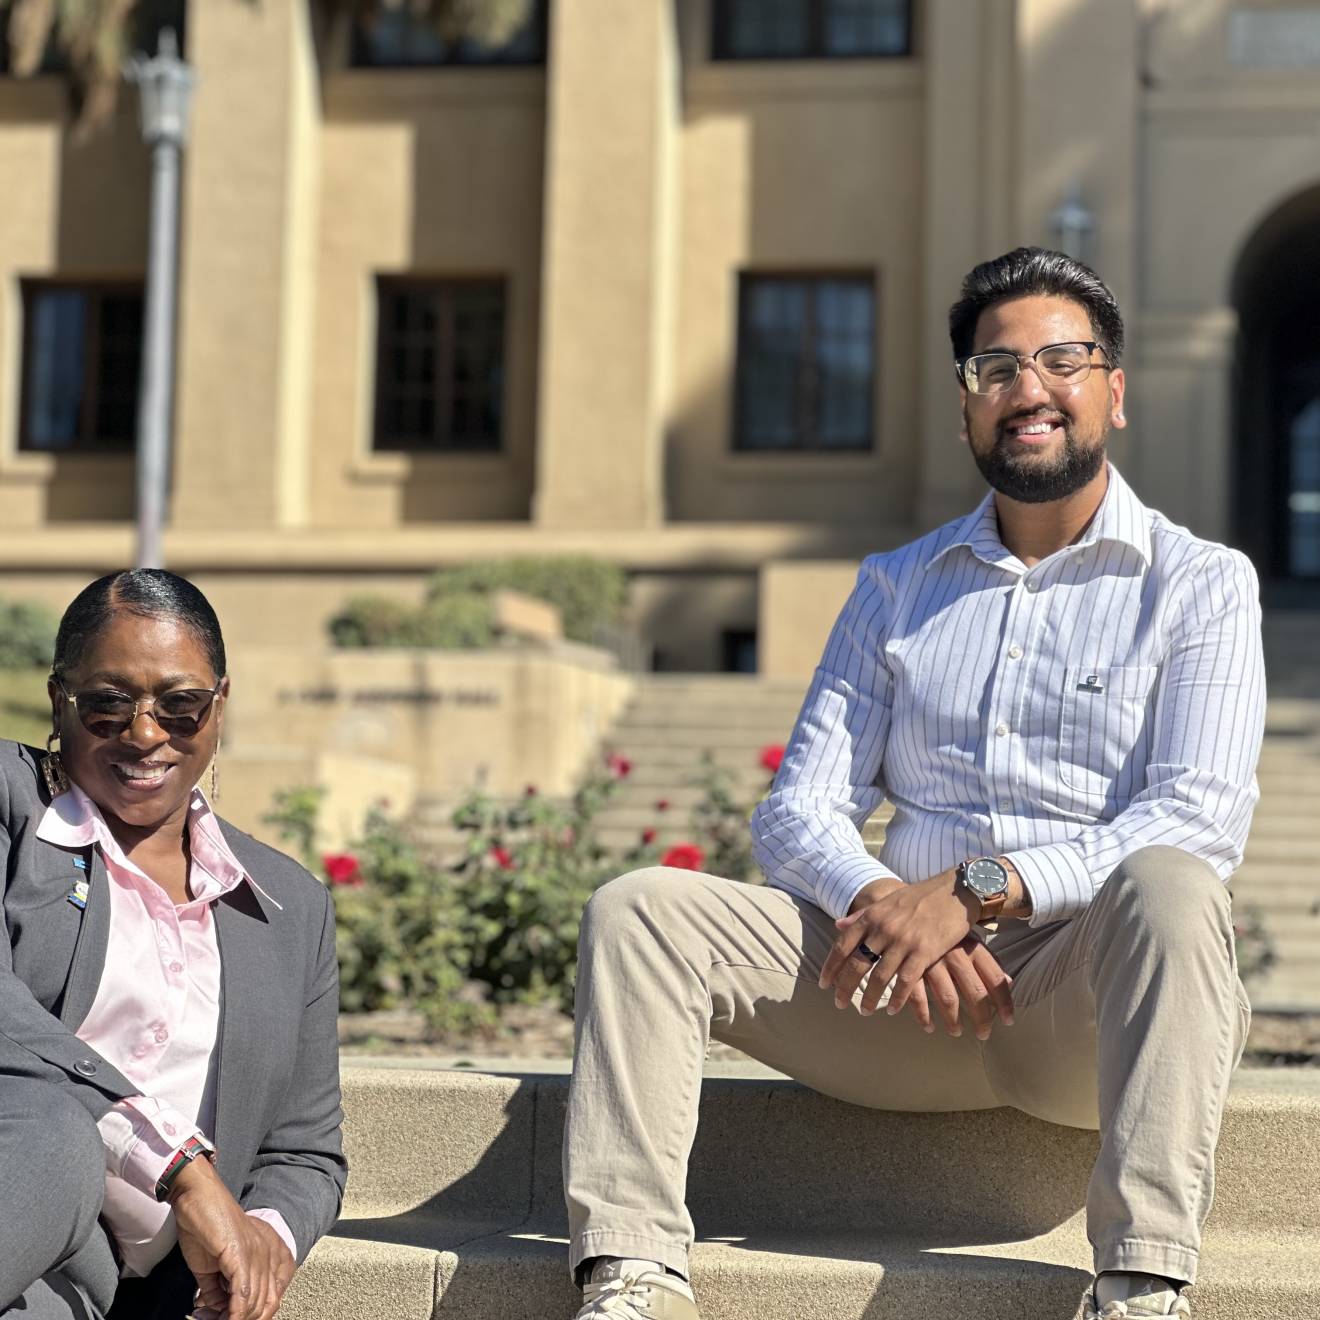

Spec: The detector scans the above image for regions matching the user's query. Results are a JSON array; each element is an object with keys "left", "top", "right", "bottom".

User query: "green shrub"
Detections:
[
  {"left": 425, "top": 557, "right": 628, "bottom": 644},
  {"left": 0, "top": 600, "right": 57, "bottom": 670},
  {"left": 327, "top": 596, "right": 418, "bottom": 649},
  {"left": 414, "top": 593, "right": 496, "bottom": 649}
]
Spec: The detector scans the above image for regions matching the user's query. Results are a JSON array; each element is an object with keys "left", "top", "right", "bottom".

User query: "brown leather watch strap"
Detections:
[{"left": 976, "top": 889, "right": 1007, "bottom": 923}]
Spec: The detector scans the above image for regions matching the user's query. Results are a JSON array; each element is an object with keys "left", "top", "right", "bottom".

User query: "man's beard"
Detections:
[{"left": 970, "top": 414, "right": 1108, "bottom": 504}]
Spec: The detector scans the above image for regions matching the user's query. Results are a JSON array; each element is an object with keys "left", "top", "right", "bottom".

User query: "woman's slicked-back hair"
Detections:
[
  {"left": 51, "top": 569, "right": 227, "bottom": 681},
  {"left": 948, "top": 246, "right": 1125, "bottom": 367}
]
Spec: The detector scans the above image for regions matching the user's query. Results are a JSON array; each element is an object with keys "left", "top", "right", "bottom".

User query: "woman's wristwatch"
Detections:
[
  {"left": 955, "top": 856, "right": 1011, "bottom": 923},
  {"left": 155, "top": 1134, "right": 217, "bottom": 1202}
]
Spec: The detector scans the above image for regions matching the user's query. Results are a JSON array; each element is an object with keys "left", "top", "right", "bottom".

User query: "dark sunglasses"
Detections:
[{"left": 57, "top": 681, "right": 223, "bottom": 739}]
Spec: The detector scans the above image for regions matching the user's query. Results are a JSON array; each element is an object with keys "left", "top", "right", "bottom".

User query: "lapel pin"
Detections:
[
  {"left": 1076, "top": 674, "right": 1106, "bottom": 694},
  {"left": 66, "top": 879, "right": 90, "bottom": 911}
]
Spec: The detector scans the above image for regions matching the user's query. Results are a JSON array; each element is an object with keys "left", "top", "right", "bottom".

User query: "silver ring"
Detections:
[{"left": 854, "top": 941, "right": 881, "bottom": 964}]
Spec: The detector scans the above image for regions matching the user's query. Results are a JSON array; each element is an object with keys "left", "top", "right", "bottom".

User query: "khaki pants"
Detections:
[{"left": 564, "top": 846, "right": 1251, "bottom": 1286}]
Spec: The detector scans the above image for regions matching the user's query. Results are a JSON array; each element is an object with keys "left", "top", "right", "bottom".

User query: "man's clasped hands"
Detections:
[{"left": 819, "top": 871, "right": 1017, "bottom": 1040}]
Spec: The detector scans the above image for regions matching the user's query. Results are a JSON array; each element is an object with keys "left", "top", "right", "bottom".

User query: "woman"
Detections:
[{"left": 0, "top": 570, "right": 346, "bottom": 1320}]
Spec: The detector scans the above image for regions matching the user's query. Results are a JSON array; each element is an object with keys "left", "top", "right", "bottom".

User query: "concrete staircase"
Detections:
[{"left": 279, "top": 1061, "right": 1320, "bottom": 1320}]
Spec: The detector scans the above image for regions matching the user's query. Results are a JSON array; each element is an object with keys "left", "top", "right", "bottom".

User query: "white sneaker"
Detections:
[
  {"left": 573, "top": 1260, "right": 700, "bottom": 1319},
  {"left": 1083, "top": 1278, "right": 1191, "bottom": 1318}
]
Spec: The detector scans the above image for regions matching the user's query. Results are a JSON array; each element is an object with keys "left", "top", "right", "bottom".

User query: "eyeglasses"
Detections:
[
  {"left": 57, "top": 681, "right": 223, "bottom": 739},
  {"left": 958, "top": 341, "right": 1111, "bottom": 396}
]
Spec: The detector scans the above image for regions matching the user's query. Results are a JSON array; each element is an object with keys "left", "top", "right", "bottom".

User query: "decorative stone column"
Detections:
[{"left": 532, "top": 0, "right": 677, "bottom": 530}]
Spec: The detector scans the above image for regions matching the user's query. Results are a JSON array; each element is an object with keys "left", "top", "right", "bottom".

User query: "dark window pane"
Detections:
[
  {"left": 715, "top": 0, "right": 910, "bottom": 59},
  {"left": 353, "top": 3, "right": 545, "bottom": 68},
  {"left": 725, "top": 0, "right": 810, "bottom": 57},
  {"left": 375, "top": 280, "right": 505, "bottom": 452},
  {"left": 21, "top": 284, "right": 143, "bottom": 453},
  {"left": 131, "top": 0, "right": 187, "bottom": 57},
  {"left": 736, "top": 274, "right": 874, "bottom": 452},
  {"left": 823, "top": 0, "right": 909, "bottom": 55}
]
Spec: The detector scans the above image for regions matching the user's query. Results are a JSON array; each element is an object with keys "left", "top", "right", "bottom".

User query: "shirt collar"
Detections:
[
  {"left": 36, "top": 782, "right": 255, "bottom": 906},
  {"left": 925, "top": 463, "right": 1152, "bottom": 572}
]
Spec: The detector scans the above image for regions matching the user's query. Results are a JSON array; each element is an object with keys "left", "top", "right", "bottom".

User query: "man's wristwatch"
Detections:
[
  {"left": 154, "top": 1133, "right": 217, "bottom": 1202},
  {"left": 956, "top": 856, "right": 1011, "bottom": 924}
]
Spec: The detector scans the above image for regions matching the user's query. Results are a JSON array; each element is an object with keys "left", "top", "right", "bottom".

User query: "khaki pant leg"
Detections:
[
  {"left": 564, "top": 867, "right": 996, "bottom": 1281},
  {"left": 981, "top": 846, "right": 1251, "bottom": 1284}
]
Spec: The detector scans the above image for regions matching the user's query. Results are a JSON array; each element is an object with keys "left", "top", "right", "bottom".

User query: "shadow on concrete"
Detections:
[{"left": 330, "top": 1068, "right": 1095, "bottom": 1316}]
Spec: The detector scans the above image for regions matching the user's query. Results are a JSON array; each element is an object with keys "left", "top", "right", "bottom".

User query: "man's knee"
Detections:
[
  {"left": 1098, "top": 846, "right": 1230, "bottom": 948},
  {"left": 581, "top": 866, "right": 716, "bottom": 950}
]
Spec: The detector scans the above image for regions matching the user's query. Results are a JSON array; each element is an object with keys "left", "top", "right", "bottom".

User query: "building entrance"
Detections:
[{"left": 1234, "top": 186, "right": 1320, "bottom": 591}]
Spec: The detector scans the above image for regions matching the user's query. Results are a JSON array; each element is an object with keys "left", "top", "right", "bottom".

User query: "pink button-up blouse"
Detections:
[{"left": 37, "top": 785, "right": 296, "bottom": 1277}]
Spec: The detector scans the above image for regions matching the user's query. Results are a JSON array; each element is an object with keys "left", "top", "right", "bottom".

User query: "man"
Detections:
[{"left": 563, "top": 247, "right": 1263, "bottom": 1320}]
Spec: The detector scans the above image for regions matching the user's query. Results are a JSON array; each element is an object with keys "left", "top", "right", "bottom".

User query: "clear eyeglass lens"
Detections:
[{"left": 965, "top": 342, "right": 1094, "bottom": 395}]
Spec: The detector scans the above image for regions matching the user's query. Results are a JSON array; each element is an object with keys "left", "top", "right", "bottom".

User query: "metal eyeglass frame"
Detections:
[{"left": 956, "top": 340, "right": 1113, "bottom": 396}]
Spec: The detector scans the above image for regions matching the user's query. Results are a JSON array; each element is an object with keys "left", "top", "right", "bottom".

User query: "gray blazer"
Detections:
[{"left": 0, "top": 739, "right": 347, "bottom": 1263}]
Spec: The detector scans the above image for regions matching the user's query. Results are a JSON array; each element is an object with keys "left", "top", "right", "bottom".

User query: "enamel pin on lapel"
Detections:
[{"left": 66, "top": 855, "right": 89, "bottom": 909}]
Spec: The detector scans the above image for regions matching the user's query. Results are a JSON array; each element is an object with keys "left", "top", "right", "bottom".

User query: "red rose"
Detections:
[
  {"left": 642, "top": 828, "right": 657, "bottom": 845},
  {"left": 489, "top": 846, "right": 515, "bottom": 869},
  {"left": 661, "top": 843, "right": 705, "bottom": 871},
  {"left": 607, "top": 752, "right": 633, "bottom": 779},
  {"left": 759, "top": 744, "right": 785, "bottom": 774},
  {"left": 654, "top": 798, "right": 671, "bottom": 812},
  {"left": 323, "top": 853, "right": 363, "bottom": 887}
]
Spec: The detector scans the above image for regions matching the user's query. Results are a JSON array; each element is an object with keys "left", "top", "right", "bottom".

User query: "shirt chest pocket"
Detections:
[{"left": 1056, "top": 664, "right": 1159, "bottom": 807}]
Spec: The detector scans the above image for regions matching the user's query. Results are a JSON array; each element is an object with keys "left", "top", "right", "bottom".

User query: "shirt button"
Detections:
[
  {"left": 164, "top": 1122, "right": 177, "bottom": 1137},
  {"left": 1008, "top": 645, "right": 1023, "bottom": 660},
  {"left": 169, "top": 961, "right": 183, "bottom": 974},
  {"left": 155, "top": 1027, "right": 170, "bottom": 1044},
  {"left": 995, "top": 722, "right": 1010, "bottom": 737},
  {"left": 133, "top": 1043, "right": 150, "bottom": 1059},
  {"left": 1025, "top": 580, "right": 1040, "bottom": 593}
]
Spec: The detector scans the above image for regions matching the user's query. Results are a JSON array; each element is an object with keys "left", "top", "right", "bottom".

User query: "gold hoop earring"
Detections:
[{"left": 43, "top": 732, "right": 70, "bottom": 798}]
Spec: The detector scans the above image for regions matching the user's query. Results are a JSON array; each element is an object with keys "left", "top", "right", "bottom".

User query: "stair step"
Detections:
[{"left": 275, "top": 1065, "right": 1320, "bottom": 1320}]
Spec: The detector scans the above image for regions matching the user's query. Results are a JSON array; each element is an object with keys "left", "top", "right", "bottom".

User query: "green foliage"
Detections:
[
  {"left": 687, "top": 752, "right": 760, "bottom": 883},
  {"left": 262, "top": 784, "right": 327, "bottom": 872},
  {"left": 327, "top": 592, "right": 495, "bottom": 650},
  {"left": 272, "top": 755, "right": 660, "bottom": 1035},
  {"left": 0, "top": 599, "right": 57, "bottom": 670},
  {"left": 327, "top": 557, "right": 629, "bottom": 650},
  {"left": 425, "top": 557, "right": 629, "bottom": 644},
  {"left": 0, "top": 667, "right": 52, "bottom": 747}
]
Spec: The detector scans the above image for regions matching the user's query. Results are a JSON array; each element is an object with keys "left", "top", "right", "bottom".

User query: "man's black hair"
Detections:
[
  {"left": 948, "top": 246, "right": 1125, "bottom": 367},
  {"left": 52, "top": 569, "right": 227, "bottom": 680}
]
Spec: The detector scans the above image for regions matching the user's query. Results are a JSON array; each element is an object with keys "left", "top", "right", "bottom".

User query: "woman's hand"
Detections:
[
  {"left": 170, "top": 1159, "right": 296, "bottom": 1320},
  {"left": 819, "top": 870, "right": 983, "bottom": 1019}
]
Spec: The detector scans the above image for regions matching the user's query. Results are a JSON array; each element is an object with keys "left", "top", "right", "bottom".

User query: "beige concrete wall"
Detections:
[
  {"left": 759, "top": 560, "right": 859, "bottom": 681},
  {"left": 311, "top": 64, "right": 546, "bottom": 527},
  {"left": 533, "top": 0, "right": 676, "bottom": 530},
  {"left": 672, "top": 48, "right": 925, "bottom": 525},
  {"left": 218, "top": 642, "right": 636, "bottom": 843},
  {"left": 0, "top": 82, "right": 147, "bottom": 529},
  {"left": 171, "top": 0, "right": 323, "bottom": 532}
]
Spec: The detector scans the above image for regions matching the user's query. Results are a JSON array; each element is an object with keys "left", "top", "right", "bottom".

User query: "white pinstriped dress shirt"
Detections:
[{"left": 749, "top": 464, "right": 1266, "bottom": 929}]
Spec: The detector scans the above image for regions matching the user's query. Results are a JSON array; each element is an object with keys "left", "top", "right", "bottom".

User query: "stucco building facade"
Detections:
[{"left": 1, "top": 0, "right": 1318, "bottom": 672}]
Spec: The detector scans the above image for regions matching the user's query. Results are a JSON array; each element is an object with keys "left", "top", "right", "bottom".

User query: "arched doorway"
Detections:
[{"left": 1233, "top": 186, "right": 1320, "bottom": 596}]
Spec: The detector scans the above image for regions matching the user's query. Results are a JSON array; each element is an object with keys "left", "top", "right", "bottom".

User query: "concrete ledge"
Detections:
[{"left": 277, "top": 1065, "right": 1320, "bottom": 1318}]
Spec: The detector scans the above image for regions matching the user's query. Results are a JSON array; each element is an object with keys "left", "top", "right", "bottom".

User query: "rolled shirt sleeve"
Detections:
[
  {"left": 1003, "top": 549, "right": 1265, "bottom": 926},
  {"left": 750, "top": 557, "right": 903, "bottom": 919}
]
